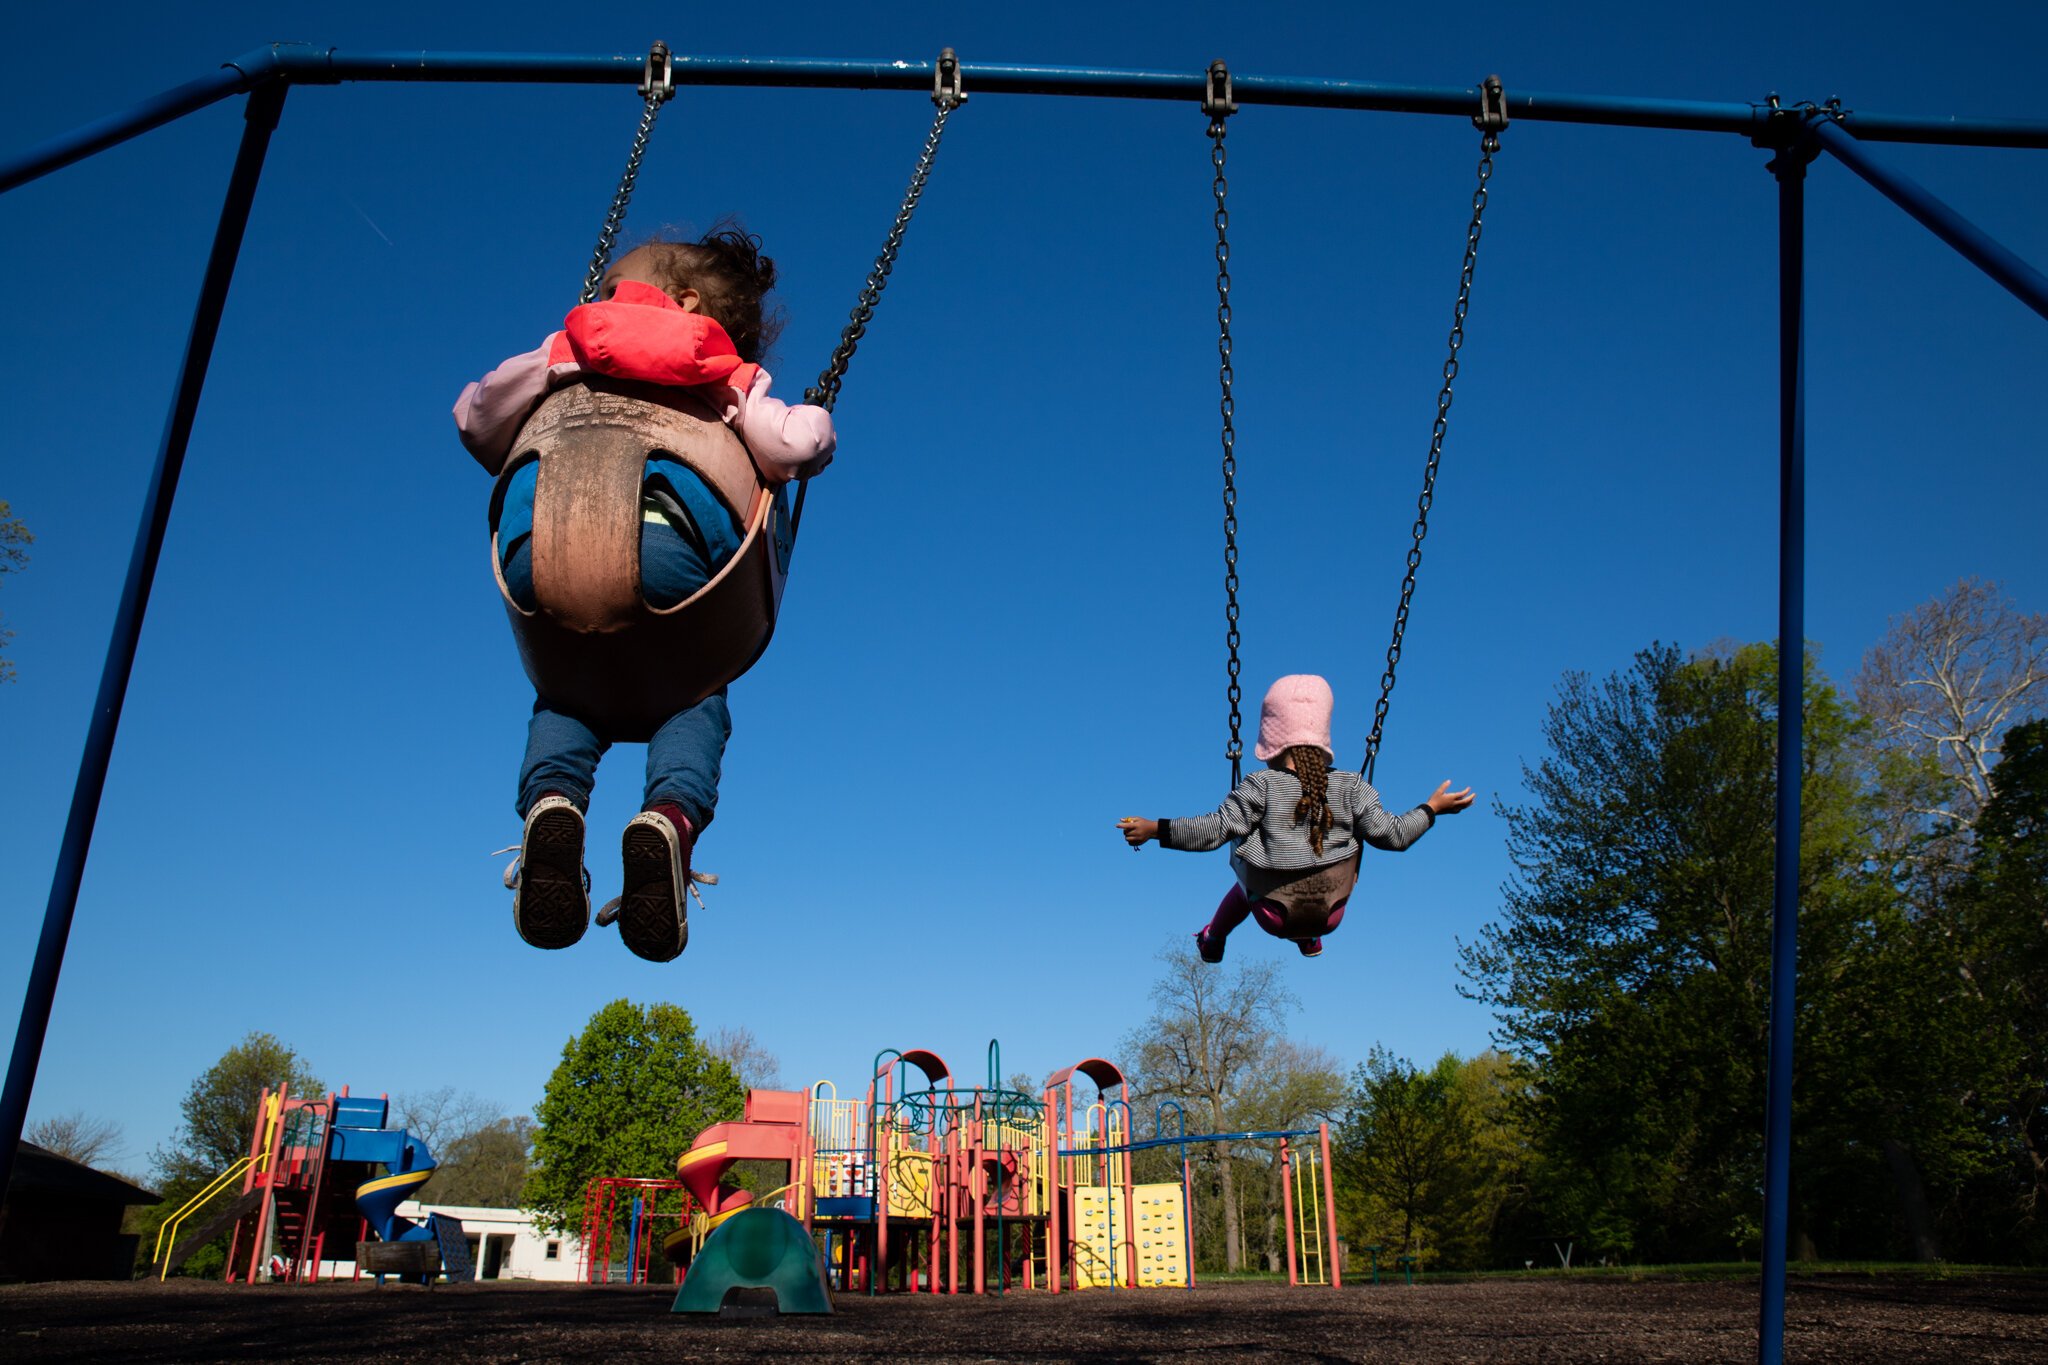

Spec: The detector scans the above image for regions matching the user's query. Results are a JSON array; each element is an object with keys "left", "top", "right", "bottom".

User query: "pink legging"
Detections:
[{"left": 1205, "top": 883, "right": 1348, "bottom": 944}]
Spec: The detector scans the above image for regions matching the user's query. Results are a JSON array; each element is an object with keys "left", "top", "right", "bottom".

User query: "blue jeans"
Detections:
[
  {"left": 517, "top": 690, "right": 730, "bottom": 832},
  {"left": 502, "top": 468, "right": 739, "bottom": 829}
]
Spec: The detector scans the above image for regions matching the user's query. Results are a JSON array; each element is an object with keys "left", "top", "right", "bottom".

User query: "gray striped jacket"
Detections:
[{"left": 1158, "top": 768, "right": 1435, "bottom": 882}]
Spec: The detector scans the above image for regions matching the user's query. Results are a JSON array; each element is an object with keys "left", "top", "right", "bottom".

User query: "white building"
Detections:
[{"left": 395, "top": 1201, "right": 585, "bottom": 1282}]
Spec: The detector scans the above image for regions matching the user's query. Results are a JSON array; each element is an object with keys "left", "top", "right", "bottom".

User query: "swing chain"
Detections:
[
  {"left": 1361, "top": 85, "right": 1503, "bottom": 784},
  {"left": 806, "top": 48, "right": 966, "bottom": 412},
  {"left": 1208, "top": 60, "right": 1242, "bottom": 785},
  {"left": 579, "top": 42, "right": 678, "bottom": 306}
]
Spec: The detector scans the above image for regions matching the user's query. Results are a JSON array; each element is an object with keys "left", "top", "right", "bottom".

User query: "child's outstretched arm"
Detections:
[
  {"left": 1118, "top": 781, "right": 1266, "bottom": 851},
  {"left": 1352, "top": 778, "right": 1474, "bottom": 851},
  {"left": 453, "top": 336, "right": 564, "bottom": 475},
  {"left": 727, "top": 370, "right": 835, "bottom": 484}
]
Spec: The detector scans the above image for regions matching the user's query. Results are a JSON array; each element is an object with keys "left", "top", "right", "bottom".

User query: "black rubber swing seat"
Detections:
[{"left": 491, "top": 375, "right": 791, "bottom": 742}]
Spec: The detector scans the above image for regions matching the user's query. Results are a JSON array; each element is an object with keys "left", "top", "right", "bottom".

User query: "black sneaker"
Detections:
[
  {"left": 512, "top": 795, "right": 589, "bottom": 949},
  {"left": 1194, "top": 926, "right": 1225, "bottom": 965},
  {"left": 619, "top": 804, "right": 692, "bottom": 962}
]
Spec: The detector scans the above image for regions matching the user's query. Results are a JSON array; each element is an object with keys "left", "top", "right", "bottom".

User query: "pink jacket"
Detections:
[{"left": 453, "top": 280, "right": 836, "bottom": 483}]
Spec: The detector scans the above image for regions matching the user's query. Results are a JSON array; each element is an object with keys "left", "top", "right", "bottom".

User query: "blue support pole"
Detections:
[
  {"left": 628, "top": 1196, "right": 643, "bottom": 1283},
  {"left": 0, "top": 65, "right": 253, "bottom": 193},
  {"left": 0, "top": 81, "right": 288, "bottom": 1199},
  {"left": 1807, "top": 115, "right": 2048, "bottom": 322},
  {"left": 1757, "top": 119, "right": 1814, "bottom": 1365}
]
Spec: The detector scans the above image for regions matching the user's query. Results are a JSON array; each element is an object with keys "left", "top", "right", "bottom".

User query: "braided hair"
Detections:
[{"left": 1288, "top": 745, "right": 1335, "bottom": 857}]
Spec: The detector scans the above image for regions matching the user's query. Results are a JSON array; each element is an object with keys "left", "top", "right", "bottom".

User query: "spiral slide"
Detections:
[
  {"left": 329, "top": 1097, "right": 440, "bottom": 1243},
  {"left": 662, "top": 1090, "right": 809, "bottom": 1262}
]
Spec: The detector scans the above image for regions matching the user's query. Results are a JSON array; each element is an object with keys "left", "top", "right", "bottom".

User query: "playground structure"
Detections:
[
  {"left": 151, "top": 1083, "right": 472, "bottom": 1284},
  {"left": 578, "top": 1176, "right": 695, "bottom": 1285},
  {"left": 620, "top": 1041, "right": 1339, "bottom": 1310},
  {"left": 1, "top": 39, "right": 2043, "bottom": 1363}
]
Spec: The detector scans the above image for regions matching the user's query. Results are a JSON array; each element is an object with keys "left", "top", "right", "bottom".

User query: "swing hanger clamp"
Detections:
[
  {"left": 933, "top": 47, "right": 966, "bottom": 108},
  {"left": 1474, "top": 74, "right": 1508, "bottom": 142},
  {"left": 1202, "top": 60, "right": 1237, "bottom": 121},
  {"left": 640, "top": 41, "right": 676, "bottom": 103}
]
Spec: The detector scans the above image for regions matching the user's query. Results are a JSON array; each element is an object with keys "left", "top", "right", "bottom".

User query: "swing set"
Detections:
[{"left": 4, "top": 42, "right": 2046, "bottom": 1365}]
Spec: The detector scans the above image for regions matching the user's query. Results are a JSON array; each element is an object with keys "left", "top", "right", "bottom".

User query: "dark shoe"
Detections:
[
  {"left": 1297, "top": 937, "right": 1324, "bottom": 958},
  {"left": 1194, "top": 926, "right": 1225, "bottom": 965},
  {"left": 619, "top": 803, "right": 692, "bottom": 962},
  {"left": 512, "top": 794, "right": 589, "bottom": 949}
]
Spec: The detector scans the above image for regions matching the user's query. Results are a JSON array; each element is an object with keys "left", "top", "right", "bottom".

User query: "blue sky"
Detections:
[{"left": 3, "top": 2, "right": 2044, "bottom": 1174}]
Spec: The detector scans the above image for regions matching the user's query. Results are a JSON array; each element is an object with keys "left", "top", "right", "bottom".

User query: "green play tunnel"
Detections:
[{"left": 671, "top": 1207, "right": 832, "bottom": 1316}]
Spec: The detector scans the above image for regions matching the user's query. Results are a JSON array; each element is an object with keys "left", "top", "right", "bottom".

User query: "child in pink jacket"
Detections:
[{"left": 455, "top": 228, "right": 834, "bottom": 963}]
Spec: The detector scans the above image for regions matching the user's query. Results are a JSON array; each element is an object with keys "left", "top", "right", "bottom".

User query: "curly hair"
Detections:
[
  {"left": 638, "top": 221, "right": 786, "bottom": 364},
  {"left": 1288, "top": 745, "right": 1336, "bottom": 858}
]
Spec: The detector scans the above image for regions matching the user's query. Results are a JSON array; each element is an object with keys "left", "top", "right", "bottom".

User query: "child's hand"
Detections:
[
  {"left": 1117, "top": 817, "right": 1159, "bottom": 849},
  {"left": 1426, "top": 781, "right": 1476, "bottom": 816}
]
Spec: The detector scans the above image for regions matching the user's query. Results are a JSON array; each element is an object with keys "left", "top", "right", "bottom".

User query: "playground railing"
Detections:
[{"left": 153, "top": 1151, "right": 269, "bottom": 1279}]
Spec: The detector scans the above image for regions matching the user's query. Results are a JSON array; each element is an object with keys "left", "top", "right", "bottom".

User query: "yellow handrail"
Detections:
[
  {"left": 154, "top": 1152, "right": 266, "bottom": 1279},
  {"left": 154, "top": 1090, "right": 286, "bottom": 1279}
]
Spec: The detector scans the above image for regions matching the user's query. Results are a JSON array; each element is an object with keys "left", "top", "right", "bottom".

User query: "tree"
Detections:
[
  {"left": 1339, "top": 1049, "right": 1468, "bottom": 1261},
  {"left": 1942, "top": 718, "right": 2048, "bottom": 1256},
  {"left": 139, "top": 1032, "right": 322, "bottom": 1275},
  {"left": 430, "top": 1117, "right": 536, "bottom": 1208},
  {"left": 0, "top": 500, "right": 30, "bottom": 683},
  {"left": 1124, "top": 939, "right": 1293, "bottom": 1271},
  {"left": 151, "top": 1033, "right": 324, "bottom": 1190},
  {"left": 25, "top": 1111, "right": 125, "bottom": 1168},
  {"left": 1236, "top": 1040, "right": 1347, "bottom": 1272},
  {"left": 1457, "top": 641, "right": 1988, "bottom": 1262},
  {"left": 396, "top": 1088, "right": 534, "bottom": 1209},
  {"left": 705, "top": 1025, "right": 783, "bottom": 1092},
  {"left": 1854, "top": 578, "right": 2048, "bottom": 858},
  {"left": 523, "top": 1000, "right": 744, "bottom": 1233},
  {"left": 395, "top": 1087, "right": 501, "bottom": 1155}
]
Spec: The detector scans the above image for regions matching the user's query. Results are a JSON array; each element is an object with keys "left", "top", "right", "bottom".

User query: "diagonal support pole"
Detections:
[
  {"left": 1808, "top": 114, "right": 2048, "bottom": 321},
  {"left": 0, "top": 82, "right": 288, "bottom": 1198}
]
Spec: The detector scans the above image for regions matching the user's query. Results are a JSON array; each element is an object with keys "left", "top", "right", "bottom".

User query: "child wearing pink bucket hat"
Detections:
[{"left": 1118, "top": 674, "right": 1473, "bottom": 959}]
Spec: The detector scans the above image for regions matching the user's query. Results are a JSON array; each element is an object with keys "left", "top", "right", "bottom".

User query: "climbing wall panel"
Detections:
[{"left": 1068, "top": 1184, "right": 1186, "bottom": 1289}]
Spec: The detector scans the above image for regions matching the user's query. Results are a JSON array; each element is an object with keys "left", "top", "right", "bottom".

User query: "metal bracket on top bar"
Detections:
[
  {"left": 640, "top": 41, "right": 675, "bottom": 102},
  {"left": 1475, "top": 74, "right": 1508, "bottom": 133},
  {"left": 933, "top": 47, "right": 966, "bottom": 107},
  {"left": 1751, "top": 93, "right": 1821, "bottom": 168},
  {"left": 1203, "top": 60, "right": 1236, "bottom": 119}
]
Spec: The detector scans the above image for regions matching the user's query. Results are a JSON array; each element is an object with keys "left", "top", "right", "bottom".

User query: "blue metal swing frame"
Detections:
[{"left": 4, "top": 50, "right": 2046, "bottom": 1364}]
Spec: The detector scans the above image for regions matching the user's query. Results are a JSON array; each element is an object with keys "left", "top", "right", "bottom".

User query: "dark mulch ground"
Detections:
[{"left": 3, "top": 1274, "right": 2044, "bottom": 1363}]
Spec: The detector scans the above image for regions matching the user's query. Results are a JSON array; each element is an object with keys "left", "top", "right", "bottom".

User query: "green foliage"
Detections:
[
  {"left": 430, "top": 1116, "right": 535, "bottom": 1208},
  {"left": 522, "top": 999, "right": 744, "bottom": 1234},
  {"left": 1337, "top": 1049, "right": 1526, "bottom": 1268},
  {"left": 1456, "top": 636, "right": 2045, "bottom": 1266},
  {"left": 1939, "top": 718, "right": 2048, "bottom": 1259},
  {"left": 136, "top": 1032, "right": 322, "bottom": 1276}
]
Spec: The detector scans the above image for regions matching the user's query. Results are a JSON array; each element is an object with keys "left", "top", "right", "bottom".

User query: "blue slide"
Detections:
[{"left": 329, "top": 1097, "right": 439, "bottom": 1243}]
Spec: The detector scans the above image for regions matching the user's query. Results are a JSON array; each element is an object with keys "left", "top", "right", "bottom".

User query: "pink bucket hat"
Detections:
[{"left": 1253, "top": 674, "right": 1335, "bottom": 763}]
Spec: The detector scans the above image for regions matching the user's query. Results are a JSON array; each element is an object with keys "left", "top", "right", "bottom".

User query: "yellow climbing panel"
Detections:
[{"left": 1069, "top": 1183, "right": 1187, "bottom": 1288}]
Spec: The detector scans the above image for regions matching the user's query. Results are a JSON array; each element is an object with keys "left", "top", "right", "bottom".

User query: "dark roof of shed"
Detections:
[{"left": 7, "top": 1142, "right": 161, "bottom": 1205}]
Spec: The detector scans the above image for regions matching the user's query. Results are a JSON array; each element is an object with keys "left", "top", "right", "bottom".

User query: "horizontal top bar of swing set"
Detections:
[{"left": 8, "top": 44, "right": 2048, "bottom": 195}]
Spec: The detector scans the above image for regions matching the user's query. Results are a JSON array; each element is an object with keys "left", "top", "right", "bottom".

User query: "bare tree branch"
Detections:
[
  {"left": 25, "top": 1111, "right": 125, "bottom": 1168},
  {"left": 706, "top": 1025, "right": 784, "bottom": 1092}
]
